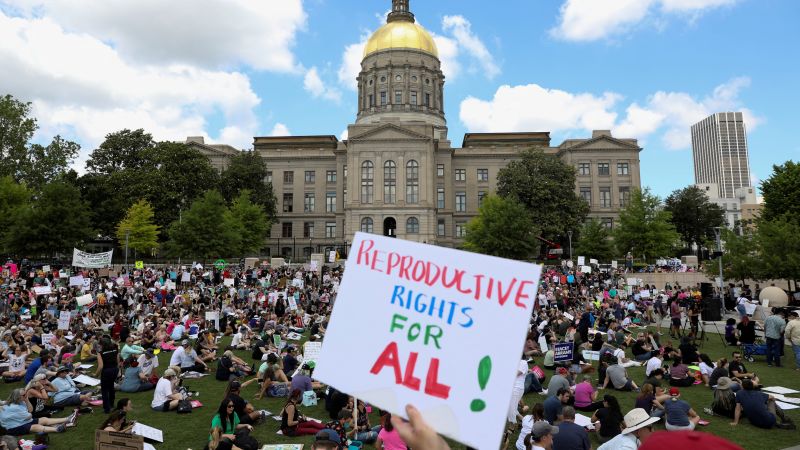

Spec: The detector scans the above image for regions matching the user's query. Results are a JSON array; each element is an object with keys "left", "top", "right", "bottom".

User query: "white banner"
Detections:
[
  {"left": 58, "top": 311, "right": 71, "bottom": 330},
  {"left": 72, "top": 248, "right": 113, "bottom": 268}
]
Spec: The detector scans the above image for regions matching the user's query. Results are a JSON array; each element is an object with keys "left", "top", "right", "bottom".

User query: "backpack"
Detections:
[
  {"left": 176, "top": 399, "right": 193, "bottom": 414},
  {"left": 233, "top": 429, "right": 260, "bottom": 450}
]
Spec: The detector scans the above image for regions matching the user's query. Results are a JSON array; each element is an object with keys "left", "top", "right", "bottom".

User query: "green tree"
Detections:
[
  {"left": 664, "top": 185, "right": 726, "bottom": 248},
  {"left": 756, "top": 218, "right": 800, "bottom": 282},
  {"left": 220, "top": 151, "right": 276, "bottom": 217},
  {"left": 614, "top": 188, "right": 680, "bottom": 261},
  {"left": 760, "top": 160, "right": 800, "bottom": 224},
  {"left": 463, "top": 195, "right": 538, "bottom": 260},
  {"left": 116, "top": 200, "right": 160, "bottom": 255},
  {"left": 497, "top": 148, "right": 588, "bottom": 239},
  {"left": 227, "top": 190, "right": 270, "bottom": 255},
  {"left": 86, "top": 129, "right": 154, "bottom": 175},
  {"left": 6, "top": 181, "right": 93, "bottom": 256},
  {"left": 709, "top": 227, "right": 762, "bottom": 283},
  {"left": 166, "top": 190, "right": 241, "bottom": 258},
  {"left": 0, "top": 176, "right": 31, "bottom": 254},
  {"left": 0, "top": 95, "right": 79, "bottom": 191},
  {"left": 574, "top": 219, "right": 614, "bottom": 262}
]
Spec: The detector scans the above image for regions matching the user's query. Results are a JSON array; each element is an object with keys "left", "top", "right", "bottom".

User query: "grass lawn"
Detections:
[{"left": 2, "top": 326, "right": 800, "bottom": 450}]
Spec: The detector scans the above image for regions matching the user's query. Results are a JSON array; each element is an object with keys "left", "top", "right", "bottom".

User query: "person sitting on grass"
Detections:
[
  {"left": 663, "top": 387, "right": 700, "bottom": 431},
  {"left": 23, "top": 374, "right": 61, "bottom": 419},
  {"left": 120, "top": 357, "right": 155, "bottom": 393},
  {"left": 668, "top": 357, "right": 694, "bottom": 387},
  {"left": 99, "top": 409, "right": 135, "bottom": 432},
  {"left": 223, "top": 380, "right": 267, "bottom": 426},
  {"left": 0, "top": 388, "right": 76, "bottom": 435},
  {"left": 312, "top": 429, "right": 342, "bottom": 450},
  {"left": 591, "top": 394, "right": 624, "bottom": 443},
  {"left": 729, "top": 351, "right": 760, "bottom": 385},
  {"left": 707, "top": 377, "right": 738, "bottom": 418},
  {"left": 731, "top": 379, "right": 796, "bottom": 430},
  {"left": 325, "top": 409, "right": 360, "bottom": 448},
  {"left": 602, "top": 362, "right": 639, "bottom": 392},
  {"left": 255, "top": 354, "right": 290, "bottom": 399},
  {"left": 170, "top": 339, "right": 208, "bottom": 374},
  {"left": 151, "top": 368, "right": 183, "bottom": 412},
  {"left": 51, "top": 365, "right": 92, "bottom": 407},
  {"left": 280, "top": 388, "right": 327, "bottom": 437},
  {"left": 355, "top": 399, "right": 381, "bottom": 444},
  {"left": 2, "top": 345, "right": 27, "bottom": 382},
  {"left": 205, "top": 398, "right": 254, "bottom": 450},
  {"left": 216, "top": 350, "right": 252, "bottom": 381}
]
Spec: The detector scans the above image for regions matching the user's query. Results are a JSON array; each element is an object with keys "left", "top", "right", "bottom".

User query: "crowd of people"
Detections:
[{"left": 0, "top": 258, "right": 797, "bottom": 449}]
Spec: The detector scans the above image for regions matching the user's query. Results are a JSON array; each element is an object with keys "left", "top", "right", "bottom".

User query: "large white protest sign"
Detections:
[
  {"left": 72, "top": 248, "right": 113, "bottom": 268},
  {"left": 288, "top": 296, "right": 298, "bottom": 311},
  {"left": 611, "top": 260, "right": 618, "bottom": 269},
  {"left": 303, "top": 341, "right": 323, "bottom": 363},
  {"left": 34, "top": 286, "right": 52, "bottom": 296},
  {"left": 577, "top": 256, "right": 585, "bottom": 266},
  {"left": 181, "top": 272, "right": 191, "bottom": 283},
  {"left": 58, "top": 311, "right": 71, "bottom": 330},
  {"left": 41, "top": 333, "right": 55, "bottom": 350},
  {"left": 315, "top": 233, "right": 542, "bottom": 450},
  {"left": 223, "top": 278, "right": 234, "bottom": 287},
  {"left": 69, "top": 275, "right": 84, "bottom": 287},
  {"left": 76, "top": 294, "right": 93, "bottom": 306}
]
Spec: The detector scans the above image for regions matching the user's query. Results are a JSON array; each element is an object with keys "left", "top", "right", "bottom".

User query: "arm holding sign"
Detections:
[{"left": 391, "top": 405, "right": 451, "bottom": 450}]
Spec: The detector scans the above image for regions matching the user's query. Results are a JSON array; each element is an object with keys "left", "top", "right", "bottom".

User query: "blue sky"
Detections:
[{"left": 1, "top": 0, "right": 798, "bottom": 197}]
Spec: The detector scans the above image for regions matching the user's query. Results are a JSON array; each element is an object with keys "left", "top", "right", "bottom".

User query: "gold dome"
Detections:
[{"left": 363, "top": 21, "right": 439, "bottom": 58}]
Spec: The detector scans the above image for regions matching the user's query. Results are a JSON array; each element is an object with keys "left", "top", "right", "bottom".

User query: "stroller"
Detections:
[{"left": 742, "top": 340, "right": 767, "bottom": 362}]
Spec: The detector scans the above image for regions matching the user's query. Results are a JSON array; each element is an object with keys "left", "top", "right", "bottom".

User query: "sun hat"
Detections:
[
  {"left": 640, "top": 430, "right": 743, "bottom": 450},
  {"left": 716, "top": 377, "right": 733, "bottom": 390},
  {"left": 621, "top": 408, "right": 661, "bottom": 434},
  {"left": 163, "top": 368, "right": 176, "bottom": 377},
  {"left": 531, "top": 421, "right": 559, "bottom": 440}
]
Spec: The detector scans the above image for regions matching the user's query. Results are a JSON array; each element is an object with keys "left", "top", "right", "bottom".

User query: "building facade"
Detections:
[
  {"left": 197, "top": 0, "right": 643, "bottom": 260},
  {"left": 691, "top": 112, "right": 752, "bottom": 199}
]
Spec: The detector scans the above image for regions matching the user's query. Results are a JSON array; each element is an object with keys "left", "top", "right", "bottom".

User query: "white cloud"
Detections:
[
  {"left": 0, "top": 10, "right": 261, "bottom": 164},
  {"left": 304, "top": 66, "right": 342, "bottom": 102},
  {"left": 340, "top": 129, "right": 349, "bottom": 141},
  {"left": 3, "top": 0, "right": 307, "bottom": 72},
  {"left": 459, "top": 77, "right": 761, "bottom": 151},
  {"left": 337, "top": 38, "right": 368, "bottom": 91},
  {"left": 269, "top": 123, "right": 291, "bottom": 137},
  {"left": 431, "top": 34, "right": 461, "bottom": 80},
  {"left": 459, "top": 84, "right": 620, "bottom": 134},
  {"left": 551, "top": 0, "right": 738, "bottom": 42},
  {"left": 441, "top": 15, "right": 500, "bottom": 79}
]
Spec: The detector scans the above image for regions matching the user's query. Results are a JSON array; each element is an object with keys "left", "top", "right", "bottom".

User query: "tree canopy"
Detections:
[
  {"left": 463, "top": 195, "right": 538, "bottom": 260},
  {"left": 220, "top": 151, "right": 276, "bottom": 217},
  {"left": 574, "top": 219, "right": 614, "bottom": 262},
  {"left": 614, "top": 188, "right": 680, "bottom": 261},
  {"left": 497, "top": 148, "right": 588, "bottom": 240},
  {"left": 665, "top": 185, "right": 726, "bottom": 248},
  {"left": 166, "top": 190, "right": 242, "bottom": 259},
  {"left": 760, "top": 160, "right": 800, "bottom": 224},
  {"left": 116, "top": 199, "right": 160, "bottom": 256}
]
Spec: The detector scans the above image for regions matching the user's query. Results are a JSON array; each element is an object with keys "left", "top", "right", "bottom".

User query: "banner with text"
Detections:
[
  {"left": 314, "top": 232, "right": 542, "bottom": 450},
  {"left": 72, "top": 248, "right": 113, "bottom": 268}
]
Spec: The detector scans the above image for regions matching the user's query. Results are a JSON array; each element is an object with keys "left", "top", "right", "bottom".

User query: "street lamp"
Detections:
[
  {"left": 567, "top": 230, "right": 573, "bottom": 261},
  {"left": 714, "top": 227, "right": 725, "bottom": 318},
  {"left": 124, "top": 230, "right": 130, "bottom": 273}
]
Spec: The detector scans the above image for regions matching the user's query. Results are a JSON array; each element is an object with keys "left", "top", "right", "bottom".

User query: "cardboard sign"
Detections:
[
  {"left": 223, "top": 278, "right": 234, "bottom": 287},
  {"left": 58, "top": 311, "right": 71, "bottom": 330},
  {"left": 95, "top": 429, "right": 143, "bottom": 450},
  {"left": 328, "top": 250, "right": 336, "bottom": 263},
  {"left": 69, "top": 275, "right": 84, "bottom": 287},
  {"left": 554, "top": 342, "right": 574, "bottom": 363},
  {"left": 577, "top": 256, "right": 585, "bottom": 266},
  {"left": 181, "top": 272, "right": 191, "bottom": 282},
  {"left": 611, "top": 260, "right": 618, "bottom": 269},
  {"left": 314, "top": 233, "right": 542, "bottom": 450},
  {"left": 77, "top": 294, "right": 93, "bottom": 306},
  {"left": 34, "top": 286, "right": 52, "bottom": 296}
]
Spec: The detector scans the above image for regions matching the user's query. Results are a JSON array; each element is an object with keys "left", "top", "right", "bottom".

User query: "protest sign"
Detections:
[
  {"left": 328, "top": 250, "right": 336, "bottom": 263},
  {"left": 273, "top": 334, "right": 283, "bottom": 349},
  {"left": 314, "top": 232, "right": 542, "bottom": 450},
  {"left": 34, "top": 286, "right": 52, "bottom": 296},
  {"left": 554, "top": 342, "right": 574, "bottom": 363},
  {"left": 288, "top": 296, "right": 298, "bottom": 311},
  {"left": 223, "top": 278, "right": 234, "bottom": 287},
  {"left": 135, "top": 261, "right": 144, "bottom": 270},
  {"left": 42, "top": 265, "right": 51, "bottom": 272},
  {"left": 310, "top": 261, "right": 318, "bottom": 272},
  {"left": 77, "top": 294, "right": 93, "bottom": 306},
  {"left": 577, "top": 256, "right": 585, "bottom": 266},
  {"left": 563, "top": 312, "right": 574, "bottom": 321},
  {"left": 181, "top": 272, "right": 191, "bottom": 282},
  {"left": 72, "top": 248, "right": 113, "bottom": 268},
  {"left": 589, "top": 259, "right": 598, "bottom": 265},
  {"left": 611, "top": 260, "right": 618, "bottom": 269},
  {"left": 42, "top": 333, "right": 55, "bottom": 350},
  {"left": 58, "top": 311, "right": 71, "bottom": 330},
  {"left": 303, "top": 341, "right": 322, "bottom": 362},
  {"left": 69, "top": 275, "right": 84, "bottom": 287},
  {"left": 626, "top": 277, "right": 638, "bottom": 286},
  {"left": 640, "top": 290, "right": 651, "bottom": 298},
  {"left": 581, "top": 265, "right": 592, "bottom": 273},
  {"left": 292, "top": 278, "right": 304, "bottom": 289}
]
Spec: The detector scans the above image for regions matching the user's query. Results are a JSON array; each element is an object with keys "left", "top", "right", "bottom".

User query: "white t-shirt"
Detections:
[
  {"left": 699, "top": 361, "right": 715, "bottom": 376},
  {"left": 169, "top": 347, "right": 184, "bottom": 367},
  {"left": 231, "top": 333, "right": 243, "bottom": 347},
  {"left": 151, "top": 378, "right": 173, "bottom": 408},
  {"left": 137, "top": 354, "right": 159, "bottom": 376},
  {"left": 515, "top": 415, "right": 538, "bottom": 450},
  {"left": 645, "top": 356, "right": 662, "bottom": 376},
  {"left": 513, "top": 360, "right": 527, "bottom": 391},
  {"left": 613, "top": 348, "right": 626, "bottom": 363},
  {"left": 9, "top": 354, "right": 25, "bottom": 372}
]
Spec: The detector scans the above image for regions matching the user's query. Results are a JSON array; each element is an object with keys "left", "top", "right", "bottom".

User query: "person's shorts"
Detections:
[
  {"left": 6, "top": 419, "right": 37, "bottom": 435},
  {"left": 54, "top": 394, "right": 82, "bottom": 407},
  {"left": 152, "top": 401, "right": 172, "bottom": 412},
  {"left": 671, "top": 318, "right": 681, "bottom": 327}
]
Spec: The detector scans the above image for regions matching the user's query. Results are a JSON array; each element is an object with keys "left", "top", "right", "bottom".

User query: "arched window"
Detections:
[
  {"left": 361, "top": 217, "right": 374, "bottom": 234},
  {"left": 384, "top": 160, "right": 396, "bottom": 204},
  {"left": 406, "top": 160, "right": 419, "bottom": 204},
  {"left": 360, "top": 161, "right": 374, "bottom": 203},
  {"left": 406, "top": 217, "right": 419, "bottom": 234}
]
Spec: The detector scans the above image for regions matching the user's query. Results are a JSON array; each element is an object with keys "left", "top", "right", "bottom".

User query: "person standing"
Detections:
[
  {"left": 508, "top": 357, "right": 528, "bottom": 424},
  {"left": 669, "top": 299, "right": 682, "bottom": 339},
  {"left": 784, "top": 311, "right": 800, "bottom": 371},
  {"left": 95, "top": 336, "right": 120, "bottom": 414},
  {"left": 764, "top": 308, "right": 786, "bottom": 367}
]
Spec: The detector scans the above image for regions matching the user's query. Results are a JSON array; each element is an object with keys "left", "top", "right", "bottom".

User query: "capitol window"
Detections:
[
  {"left": 361, "top": 161, "right": 374, "bottom": 204},
  {"left": 361, "top": 217, "right": 374, "bottom": 234},
  {"left": 406, "top": 160, "right": 419, "bottom": 204},
  {"left": 406, "top": 217, "right": 419, "bottom": 234}
]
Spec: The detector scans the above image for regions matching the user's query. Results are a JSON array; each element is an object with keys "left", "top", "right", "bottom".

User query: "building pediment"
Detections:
[
  {"left": 561, "top": 135, "right": 641, "bottom": 151},
  {"left": 348, "top": 123, "right": 431, "bottom": 142}
]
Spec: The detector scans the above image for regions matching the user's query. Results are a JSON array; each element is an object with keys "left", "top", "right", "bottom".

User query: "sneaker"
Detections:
[
  {"left": 66, "top": 410, "right": 78, "bottom": 426},
  {"left": 703, "top": 407, "right": 715, "bottom": 416},
  {"left": 55, "top": 424, "right": 66, "bottom": 433},
  {"left": 776, "top": 422, "right": 797, "bottom": 430},
  {"left": 260, "top": 410, "right": 268, "bottom": 420}
]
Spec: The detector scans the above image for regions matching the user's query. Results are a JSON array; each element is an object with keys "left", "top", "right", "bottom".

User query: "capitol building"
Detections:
[{"left": 190, "top": 0, "right": 643, "bottom": 260}]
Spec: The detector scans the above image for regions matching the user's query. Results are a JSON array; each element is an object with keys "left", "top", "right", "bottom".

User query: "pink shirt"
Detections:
[
  {"left": 378, "top": 427, "right": 406, "bottom": 450},
  {"left": 574, "top": 381, "right": 595, "bottom": 407}
]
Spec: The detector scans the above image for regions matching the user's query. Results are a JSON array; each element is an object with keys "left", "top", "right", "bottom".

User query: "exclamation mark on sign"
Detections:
[{"left": 470, "top": 356, "right": 492, "bottom": 412}]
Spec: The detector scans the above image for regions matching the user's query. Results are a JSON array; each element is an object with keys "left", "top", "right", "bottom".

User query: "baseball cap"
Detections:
[
  {"left": 181, "top": 339, "right": 189, "bottom": 346},
  {"left": 145, "top": 348, "right": 154, "bottom": 357},
  {"left": 62, "top": 353, "right": 75, "bottom": 360},
  {"left": 556, "top": 367, "right": 568, "bottom": 375},
  {"left": 314, "top": 429, "right": 341, "bottom": 445},
  {"left": 56, "top": 366, "right": 69, "bottom": 373},
  {"left": 669, "top": 387, "right": 680, "bottom": 396},
  {"left": 531, "top": 421, "right": 559, "bottom": 440},
  {"left": 640, "top": 431, "right": 743, "bottom": 450}
]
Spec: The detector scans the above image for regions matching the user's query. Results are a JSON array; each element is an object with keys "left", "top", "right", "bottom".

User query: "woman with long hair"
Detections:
[
  {"left": 634, "top": 383, "right": 664, "bottom": 417},
  {"left": 591, "top": 394, "right": 623, "bottom": 443},
  {"left": 698, "top": 354, "right": 716, "bottom": 386},
  {"left": 206, "top": 397, "right": 252, "bottom": 450},
  {"left": 516, "top": 403, "right": 545, "bottom": 450},
  {"left": 98, "top": 410, "right": 133, "bottom": 432},
  {"left": 376, "top": 410, "right": 404, "bottom": 450},
  {"left": 280, "top": 389, "right": 326, "bottom": 436},
  {"left": 669, "top": 356, "right": 694, "bottom": 387}
]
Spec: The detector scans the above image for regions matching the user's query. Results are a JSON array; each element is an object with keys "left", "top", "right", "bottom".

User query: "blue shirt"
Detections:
[
  {"left": 552, "top": 421, "right": 590, "bottom": 450},
  {"left": 664, "top": 398, "right": 691, "bottom": 427},
  {"left": 543, "top": 395, "right": 563, "bottom": 424},
  {"left": 0, "top": 403, "right": 32, "bottom": 429},
  {"left": 51, "top": 375, "right": 79, "bottom": 403},
  {"left": 24, "top": 358, "right": 43, "bottom": 383},
  {"left": 736, "top": 390, "right": 776, "bottom": 428}
]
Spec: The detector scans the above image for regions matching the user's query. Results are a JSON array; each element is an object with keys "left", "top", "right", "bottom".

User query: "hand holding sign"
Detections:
[{"left": 314, "top": 233, "right": 542, "bottom": 450}]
